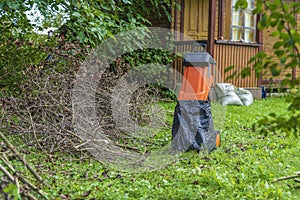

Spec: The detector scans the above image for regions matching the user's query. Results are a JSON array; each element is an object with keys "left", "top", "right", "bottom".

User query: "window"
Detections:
[{"left": 231, "top": 0, "right": 256, "bottom": 42}]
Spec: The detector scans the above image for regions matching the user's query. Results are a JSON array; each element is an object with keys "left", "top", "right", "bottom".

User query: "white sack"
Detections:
[
  {"left": 215, "top": 83, "right": 236, "bottom": 99},
  {"left": 220, "top": 91, "right": 244, "bottom": 106},
  {"left": 236, "top": 88, "right": 253, "bottom": 106}
]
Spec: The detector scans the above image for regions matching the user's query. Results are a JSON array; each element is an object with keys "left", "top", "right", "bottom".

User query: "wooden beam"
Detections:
[
  {"left": 180, "top": 0, "right": 185, "bottom": 40},
  {"left": 218, "top": 0, "right": 224, "bottom": 40},
  {"left": 208, "top": 0, "right": 216, "bottom": 56},
  {"left": 292, "top": 0, "right": 297, "bottom": 80},
  {"left": 173, "top": 0, "right": 178, "bottom": 36},
  {"left": 256, "top": 13, "right": 263, "bottom": 86}
]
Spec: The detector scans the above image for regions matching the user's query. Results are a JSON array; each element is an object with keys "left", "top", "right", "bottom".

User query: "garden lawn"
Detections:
[{"left": 5, "top": 97, "right": 300, "bottom": 199}]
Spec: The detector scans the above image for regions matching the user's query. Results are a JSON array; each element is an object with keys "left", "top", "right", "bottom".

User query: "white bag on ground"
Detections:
[
  {"left": 236, "top": 88, "right": 253, "bottom": 106},
  {"left": 215, "top": 83, "right": 235, "bottom": 99},
  {"left": 220, "top": 91, "right": 244, "bottom": 106},
  {"left": 215, "top": 83, "right": 253, "bottom": 106}
]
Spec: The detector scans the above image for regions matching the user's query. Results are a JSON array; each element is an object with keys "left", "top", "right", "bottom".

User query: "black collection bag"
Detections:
[{"left": 171, "top": 100, "right": 218, "bottom": 152}]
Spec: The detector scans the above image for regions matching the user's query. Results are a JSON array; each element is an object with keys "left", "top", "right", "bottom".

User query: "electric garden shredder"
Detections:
[{"left": 172, "top": 43, "right": 220, "bottom": 152}]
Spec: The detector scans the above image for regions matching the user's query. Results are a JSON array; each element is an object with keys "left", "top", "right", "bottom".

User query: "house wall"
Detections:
[
  {"left": 213, "top": 0, "right": 260, "bottom": 88},
  {"left": 171, "top": 0, "right": 260, "bottom": 88},
  {"left": 261, "top": 12, "right": 300, "bottom": 89},
  {"left": 149, "top": 0, "right": 299, "bottom": 89},
  {"left": 214, "top": 42, "right": 260, "bottom": 88}
]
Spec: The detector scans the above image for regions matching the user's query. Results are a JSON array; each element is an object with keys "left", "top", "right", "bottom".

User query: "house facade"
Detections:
[{"left": 148, "top": 0, "right": 299, "bottom": 92}]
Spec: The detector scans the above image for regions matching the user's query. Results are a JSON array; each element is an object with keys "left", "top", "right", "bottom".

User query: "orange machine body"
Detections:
[
  {"left": 178, "top": 66, "right": 214, "bottom": 101},
  {"left": 177, "top": 43, "right": 216, "bottom": 101}
]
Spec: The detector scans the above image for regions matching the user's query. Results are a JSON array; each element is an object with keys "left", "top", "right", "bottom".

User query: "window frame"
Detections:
[{"left": 230, "top": 0, "right": 257, "bottom": 43}]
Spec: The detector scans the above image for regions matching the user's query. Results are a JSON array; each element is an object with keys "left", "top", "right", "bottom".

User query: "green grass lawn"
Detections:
[{"left": 3, "top": 97, "right": 300, "bottom": 199}]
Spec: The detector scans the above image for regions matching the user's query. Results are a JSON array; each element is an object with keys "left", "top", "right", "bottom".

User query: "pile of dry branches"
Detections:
[
  {"left": 0, "top": 44, "right": 164, "bottom": 198},
  {"left": 0, "top": 41, "right": 164, "bottom": 155},
  {"left": 0, "top": 42, "right": 84, "bottom": 154},
  {"left": 0, "top": 41, "right": 169, "bottom": 197}
]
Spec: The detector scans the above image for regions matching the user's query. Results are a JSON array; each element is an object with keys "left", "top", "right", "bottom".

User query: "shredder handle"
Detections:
[{"left": 193, "top": 43, "right": 207, "bottom": 52}]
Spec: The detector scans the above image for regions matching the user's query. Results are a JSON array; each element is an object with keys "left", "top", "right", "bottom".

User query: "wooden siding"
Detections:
[{"left": 214, "top": 42, "right": 260, "bottom": 88}]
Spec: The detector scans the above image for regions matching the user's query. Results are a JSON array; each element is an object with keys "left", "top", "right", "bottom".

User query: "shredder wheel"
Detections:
[{"left": 216, "top": 131, "right": 221, "bottom": 147}]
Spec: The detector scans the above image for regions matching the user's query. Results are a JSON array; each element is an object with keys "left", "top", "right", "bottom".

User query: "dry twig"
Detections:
[{"left": 272, "top": 171, "right": 300, "bottom": 183}]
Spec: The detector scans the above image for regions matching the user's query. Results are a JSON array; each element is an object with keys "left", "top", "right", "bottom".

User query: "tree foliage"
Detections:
[
  {"left": 235, "top": 0, "right": 300, "bottom": 137},
  {"left": 0, "top": 0, "right": 174, "bottom": 93},
  {"left": 0, "top": 0, "right": 173, "bottom": 45}
]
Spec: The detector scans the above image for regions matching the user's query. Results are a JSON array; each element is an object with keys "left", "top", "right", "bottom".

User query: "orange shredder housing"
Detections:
[{"left": 178, "top": 45, "right": 216, "bottom": 101}]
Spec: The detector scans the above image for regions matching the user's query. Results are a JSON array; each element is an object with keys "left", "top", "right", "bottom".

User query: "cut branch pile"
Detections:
[
  {"left": 0, "top": 46, "right": 81, "bottom": 153},
  {"left": 0, "top": 42, "right": 166, "bottom": 155}
]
